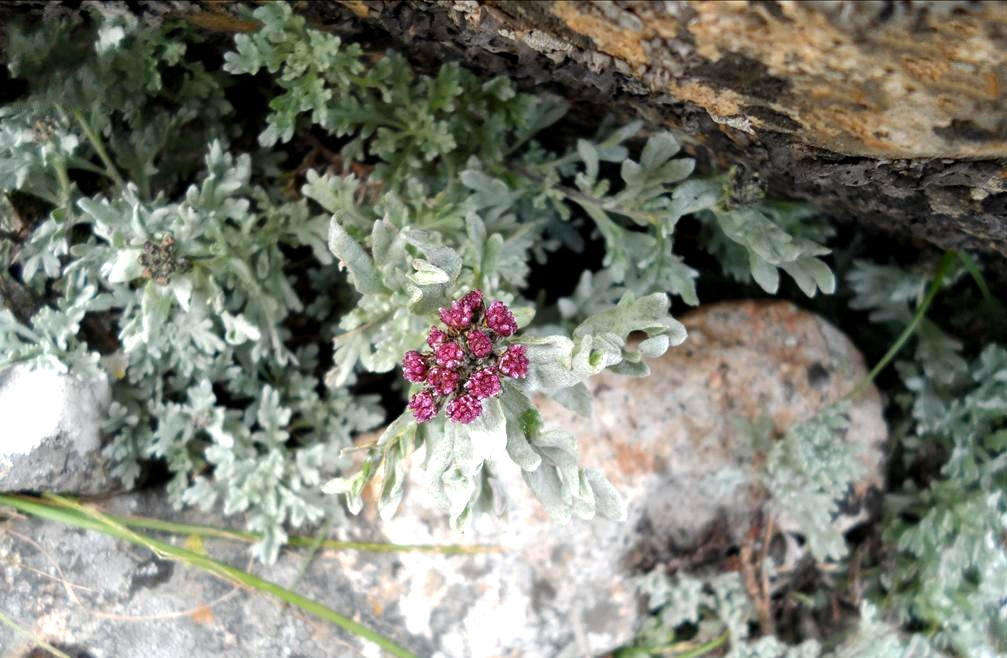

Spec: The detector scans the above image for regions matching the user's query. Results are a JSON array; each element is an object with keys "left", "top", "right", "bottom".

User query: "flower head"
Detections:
[
  {"left": 439, "top": 298, "right": 474, "bottom": 330},
  {"left": 447, "top": 393, "right": 483, "bottom": 424},
  {"left": 409, "top": 390, "right": 437, "bottom": 423},
  {"left": 498, "top": 344, "right": 529, "bottom": 379},
  {"left": 402, "top": 350, "right": 428, "bottom": 383},
  {"left": 465, "top": 367, "right": 502, "bottom": 399},
  {"left": 466, "top": 330, "right": 493, "bottom": 359},
  {"left": 400, "top": 291, "right": 526, "bottom": 423},
  {"left": 461, "top": 289, "right": 484, "bottom": 312},
  {"left": 485, "top": 300, "right": 518, "bottom": 337},
  {"left": 435, "top": 341, "right": 465, "bottom": 369},
  {"left": 427, "top": 326, "right": 448, "bottom": 348},
  {"left": 427, "top": 366, "right": 460, "bottom": 396}
]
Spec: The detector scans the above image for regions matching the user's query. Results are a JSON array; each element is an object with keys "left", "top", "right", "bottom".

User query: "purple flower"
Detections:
[
  {"left": 427, "top": 326, "right": 448, "bottom": 348},
  {"left": 427, "top": 366, "right": 460, "bottom": 395},
  {"left": 465, "top": 367, "right": 502, "bottom": 399},
  {"left": 498, "top": 344, "right": 528, "bottom": 379},
  {"left": 447, "top": 393, "right": 482, "bottom": 424},
  {"left": 402, "top": 350, "right": 428, "bottom": 383},
  {"left": 461, "top": 289, "right": 484, "bottom": 313},
  {"left": 485, "top": 300, "right": 518, "bottom": 337},
  {"left": 466, "top": 330, "right": 493, "bottom": 359},
  {"left": 439, "top": 299, "right": 474, "bottom": 330},
  {"left": 409, "top": 390, "right": 437, "bottom": 423},
  {"left": 435, "top": 341, "right": 465, "bottom": 369},
  {"left": 400, "top": 291, "right": 531, "bottom": 424}
]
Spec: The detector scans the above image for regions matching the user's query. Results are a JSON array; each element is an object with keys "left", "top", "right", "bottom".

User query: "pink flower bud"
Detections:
[
  {"left": 409, "top": 389, "right": 437, "bottom": 423},
  {"left": 466, "top": 330, "right": 493, "bottom": 359},
  {"left": 485, "top": 300, "right": 518, "bottom": 337},
  {"left": 427, "top": 366, "right": 460, "bottom": 395},
  {"left": 447, "top": 393, "right": 483, "bottom": 424},
  {"left": 498, "top": 344, "right": 528, "bottom": 379},
  {"left": 461, "top": 289, "right": 484, "bottom": 313},
  {"left": 465, "top": 367, "right": 502, "bottom": 399},
  {"left": 401, "top": 350, "right": 428, "bottom": 383},
  {"left": 439, "top": 299, "right": 474, "bottom": 330},
  {"left": 435, "top": 341, "right": 465, "bottom": 369},
  {"left": 427, "top": 326, "right": 448, "bottom": 348}
]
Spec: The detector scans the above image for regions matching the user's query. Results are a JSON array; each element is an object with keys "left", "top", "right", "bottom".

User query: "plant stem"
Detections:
[
  {"left": 558, "top": 183, "right": 660, "bottom": 225},
  {"left": 68, "top": 155, "right": 114, "bottom": 178},
  {"left": 0, "top": 494, "right": 420, "bottom": 658},
  {"left": 956, "top": 251, "right": 993, "bottom": 304},
  {"left": 53, "top": 157, "right": 72, "bottom": 209},
  {"left": 641, "top": 629, "right": 731, "bottom": 657},
  {"left": 847, "top": 250, "right": 957, "bottom": 400},
  {"left": 72, "top": 110, "right": 125, "bottom": 189},
  {"left": 288, "top": 517, "right": 333, "bottom": 595}
]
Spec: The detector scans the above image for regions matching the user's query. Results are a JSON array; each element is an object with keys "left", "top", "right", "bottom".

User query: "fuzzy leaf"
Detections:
[{"left": 328, "top": 214, "right": 384, "bottom": 294}]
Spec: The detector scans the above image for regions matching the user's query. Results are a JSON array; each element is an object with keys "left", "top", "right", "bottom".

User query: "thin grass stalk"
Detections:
[{"left": 13, "top": 497, "right": 502, "bottom": 554}]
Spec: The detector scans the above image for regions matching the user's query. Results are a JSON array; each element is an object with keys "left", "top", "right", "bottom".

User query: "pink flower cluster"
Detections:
[{"left": 403, "top": 290, "right": 528, "bottom": 424}]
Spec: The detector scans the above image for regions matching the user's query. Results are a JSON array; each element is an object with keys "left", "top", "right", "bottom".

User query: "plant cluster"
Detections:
[
  {"left": 0, "top": 11, "right": 383, "bottom": 562},
  {"left": 622, "top": 571, "right": 940, "bottom": 658},
  {"left": 848, "top": 260, "right": 1007, "bottom": 658},
  {"left": 1, "top": 2, "right": 839, "bottom": 550},
  {"left": 2, "top": 4, "right": 1003, "bottom": 658}
]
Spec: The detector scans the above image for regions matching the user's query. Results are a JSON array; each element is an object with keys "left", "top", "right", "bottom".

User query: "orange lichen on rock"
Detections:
[
  {"left": 543, "top": 0, "right": 1007, "bottom": 158},
  {"left": 338, "top": 0, "right": 370, "bottom": 19},
  {"left": 550, "top": 1, "right": 651, "bottom": 69},
  {"left": 684, "top": 2, "right": 1007, "bottom": 157}
]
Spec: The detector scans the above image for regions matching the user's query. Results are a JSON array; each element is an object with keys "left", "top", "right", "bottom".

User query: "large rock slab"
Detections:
[
  {"left": 0, "top": 365, "right": 116, "bottom": 495},
  {"left": 0, "top": 301, "right": 886, "bottom": 658},
  {"left": 311, "top": 1, "right": 1007, "bottom": 259}
]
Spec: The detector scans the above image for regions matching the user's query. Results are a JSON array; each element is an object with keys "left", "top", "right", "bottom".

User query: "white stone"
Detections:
[{"left": 0, "top": 364, "right": 115, "bottom": 493}]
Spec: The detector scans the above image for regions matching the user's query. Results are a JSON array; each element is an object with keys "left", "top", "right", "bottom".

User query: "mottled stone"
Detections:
[
  {"left": 297, "top": 0, "right": 1007, "bottom": 260},
  {"left": 543, "top": 300, "right": 887, "bottom": 567},
  {"left": 0, "top": 365, "right": 117, "bottom": 495}
]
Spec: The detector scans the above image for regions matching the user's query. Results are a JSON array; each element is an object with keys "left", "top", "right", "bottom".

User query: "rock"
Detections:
[
  {"left": 543, "top": 300, "right": 887, "bottom": 572},
  {"left": 0, "top": 364, "right": 117, "bottom": 495},
  {"left": 306, "top": 1, "right": 1007, "bottom": 259},
  {"left": 0, "top": 301, "right": 886, "bottom": 658}
]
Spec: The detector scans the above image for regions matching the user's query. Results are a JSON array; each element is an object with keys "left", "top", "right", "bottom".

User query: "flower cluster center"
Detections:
[{"left": 403, "top": 290, "right": 528, "bottom": 424}]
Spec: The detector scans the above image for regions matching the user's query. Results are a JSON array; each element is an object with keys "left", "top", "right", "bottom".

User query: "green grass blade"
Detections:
[
  {"left": 957, "top": 251, "right": 993, "bottom": 304},
  {"left": 50, "top": 502, "right": 502, "bottom": 555},
  {"left": 0, "top": 494, "right": 420, "bottom": 658},
  {"left": 848, "top": 250, "right": 957, "bottom": 399}
]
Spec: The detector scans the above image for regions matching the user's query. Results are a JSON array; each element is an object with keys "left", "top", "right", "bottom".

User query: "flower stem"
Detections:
[
  {"left": 636, "top": 629, "right": 731, "bottom": 657},
  {"left": 2, "top": 494, "right": 503, "bottom": 555},
  {"left": 72, "top": 110, "right": 125, "bottom": 189},
  {"left": 847, "top": 250, "right": 957, "bottom": 400},
  {"left": 53, "top": 157, "right": 72, "bottom": 208}
]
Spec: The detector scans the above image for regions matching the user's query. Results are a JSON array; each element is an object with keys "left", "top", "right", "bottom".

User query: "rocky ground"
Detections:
[{"left": 0, "top": 301, "right": 885, "bottom": 658}]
